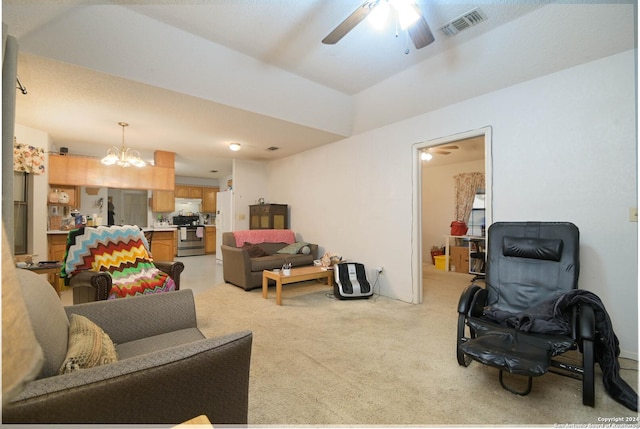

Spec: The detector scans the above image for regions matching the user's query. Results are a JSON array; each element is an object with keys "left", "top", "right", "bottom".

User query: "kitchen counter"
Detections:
[{"left": 47, "top": 226, "right": 179, "bottom": 234}]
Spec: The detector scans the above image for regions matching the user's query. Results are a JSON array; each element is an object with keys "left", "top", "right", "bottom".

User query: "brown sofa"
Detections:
[{"left": 221, "top": 231, "right": 318, "bottom": 290}]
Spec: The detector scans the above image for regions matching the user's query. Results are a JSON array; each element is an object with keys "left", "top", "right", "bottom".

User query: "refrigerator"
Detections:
[{"left": 215, "top": 190, "right": 233, "bottom": 263}]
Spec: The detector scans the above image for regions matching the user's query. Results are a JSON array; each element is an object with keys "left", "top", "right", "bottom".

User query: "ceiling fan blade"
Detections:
[
  {"left": 431, "top": 150, "right": 451, "bottom": 155},
  {"left": 322, "top": 1, "right": 373, "bottom": 45},
  {"left": 408, "top": 10, "right": 435, "bottom": 49},
  {"left": 439, "top": 145, "right": 459, "bottom": 150}
]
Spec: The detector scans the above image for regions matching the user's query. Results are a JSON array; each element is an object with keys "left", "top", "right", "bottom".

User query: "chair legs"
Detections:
[
  {"left": 499, "top": 371, "right": 533, "bottom": 396},
  {"left": 456, "top": 314, "right": 473, "bottom": 367},
  {"left": 582, "top": 338, "right": 595, "bottom": 406}
]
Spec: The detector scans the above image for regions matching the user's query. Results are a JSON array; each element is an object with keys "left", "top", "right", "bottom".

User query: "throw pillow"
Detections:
[
  {"left": 59, "top": 314, "right": 118, "bottom": 374},
  {"left": 242, "top": 243, "right": 268, "bottom": 257},
  {"left": 276, "top": 242, "right": 309, "bottom": 255}
]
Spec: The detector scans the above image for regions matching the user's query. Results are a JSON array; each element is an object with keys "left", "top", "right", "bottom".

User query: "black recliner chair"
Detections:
[{"left": 456, "top": 222, "right": 596, "bottom": 404}]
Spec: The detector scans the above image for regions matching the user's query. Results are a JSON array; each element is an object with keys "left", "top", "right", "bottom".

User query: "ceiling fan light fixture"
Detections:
[
  {"left": 390, "top": 0, "right": 420, "bottom": 29},
  {"left": 421, "top": 151, "right": 432, "bottom": 161},
  {"left": 368, "top": 0, "right": 390, "bottom": 29},
  {"left": 229, "top": 142, "right": 241, "bottom": 152},
  {"left": 101, "top": 122, "right": 146, "bottom": 168}
]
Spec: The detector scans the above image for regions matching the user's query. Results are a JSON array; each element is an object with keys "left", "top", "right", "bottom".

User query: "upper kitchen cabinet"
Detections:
[
  {"left": 151, "top": 190, "right": 175, "bottom": 213},
  {"left": 202, "top": 187, "right": 219, "bottom": 213},
  {"left": 48, "top": 185, "right": 79, "bottom": 207},
  {"left": 48, "top": 150, "right": 175, "bottom": 191},
  {"left": 175, "top": 185, "right": 203, "bottom": 199}
]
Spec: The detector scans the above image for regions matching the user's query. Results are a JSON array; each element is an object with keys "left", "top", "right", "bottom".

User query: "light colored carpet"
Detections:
[{"left": 194, "top": 266, "right": 638, "bottom": 426}]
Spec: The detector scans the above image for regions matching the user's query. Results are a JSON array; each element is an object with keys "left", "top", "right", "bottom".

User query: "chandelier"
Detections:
[{"left": 101, "top": 122, "right": 146, "bottom": 167}]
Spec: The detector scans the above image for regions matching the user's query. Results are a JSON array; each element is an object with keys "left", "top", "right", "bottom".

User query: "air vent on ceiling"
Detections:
[{"left": 438, "top": 7, "right": 487, "bottom": 37}]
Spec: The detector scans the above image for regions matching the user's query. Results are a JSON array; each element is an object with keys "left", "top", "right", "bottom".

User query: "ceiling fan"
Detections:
[
  {"left": 429, "top": 145, "right": 459, "bottom": 155},
  {"left": 322, "top": 0, "right": 435, "bottom": 50},
  {"left": 421, "top": 145, "right": 459, "bottom": 161}
]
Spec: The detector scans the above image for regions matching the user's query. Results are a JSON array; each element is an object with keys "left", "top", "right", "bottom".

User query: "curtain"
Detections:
[
  {"left": 454, "top": 172, "right": 484, "bottom": 224},
  {"left": 13, "top": 139, "right": 45, "bottom": 174}
]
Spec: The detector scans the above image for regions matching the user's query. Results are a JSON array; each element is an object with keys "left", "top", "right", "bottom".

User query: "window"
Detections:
[
  {"left": 467, "top": 189, "right": 485, "bottom": 237},
  {"left": 14, "top": 171, "right": 28, "bottom": 255}
]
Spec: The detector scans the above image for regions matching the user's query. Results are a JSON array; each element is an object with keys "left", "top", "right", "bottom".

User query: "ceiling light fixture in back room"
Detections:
[{"left": 101, "top": 122, "right": 146, "bottom": 168}]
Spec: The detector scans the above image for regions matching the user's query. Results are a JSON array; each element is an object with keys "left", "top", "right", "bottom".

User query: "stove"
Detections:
[
  {"left": 173, "top": 215, "right": 201, "bottom": 226},
  {"left": 173, "top": 216, "right": 205, "bottom": 256}
]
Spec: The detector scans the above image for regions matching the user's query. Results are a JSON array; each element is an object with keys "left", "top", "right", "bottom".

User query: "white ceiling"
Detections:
[{"left": 2, "top": 1, "right": 635, "bottom": 180}]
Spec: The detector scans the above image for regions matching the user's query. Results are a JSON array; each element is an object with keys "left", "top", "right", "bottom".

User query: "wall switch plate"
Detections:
[
  {"left": 629, "top": 207, "right": 638, "bottom": 222},
  {"left": 238, "top": 214, "right": 246, "bottom": 220}
]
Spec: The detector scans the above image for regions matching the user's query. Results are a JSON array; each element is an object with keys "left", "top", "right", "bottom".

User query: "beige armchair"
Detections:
[{"left": 3, "top": 269, "right": 253, "bottom": 425}]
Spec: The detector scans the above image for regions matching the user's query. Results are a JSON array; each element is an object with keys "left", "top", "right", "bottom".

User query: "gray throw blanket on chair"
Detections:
[{"left": 484, "top": 289, "right": 638, "bottom": 412}]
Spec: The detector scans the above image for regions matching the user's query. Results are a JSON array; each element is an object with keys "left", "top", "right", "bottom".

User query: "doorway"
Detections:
[{"left": 411, "top": 127, "right": 493, "bottom": 304}]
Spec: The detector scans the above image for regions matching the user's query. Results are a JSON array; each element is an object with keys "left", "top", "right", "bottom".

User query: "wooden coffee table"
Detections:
[{"left": 262, "top": 266, "right": 333, "bottom": 305}]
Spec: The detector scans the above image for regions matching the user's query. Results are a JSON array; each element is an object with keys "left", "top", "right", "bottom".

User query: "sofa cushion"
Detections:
[
  {"left": 59, "top": 314, "right": 118, "bottom": 374},
  {"left": 250, "top": 253, "right": 315, "bottom": 271},
  {"left": 16, "top": 270, "right": 69, "bottom": 379},
  {"left": 116, "top": 328, "right": 205, "bottom": 360},
  {"left": 242, "top": 243, "right": 268, "bottom": 258},
  {"left": 276, "top": 242, "right": 310, "bottom": 254},
  {"left": 250, "top": 255, "right": 290, "bottom": 272}
]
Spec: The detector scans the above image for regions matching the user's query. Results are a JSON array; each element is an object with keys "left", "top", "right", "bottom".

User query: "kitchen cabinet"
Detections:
[
  {"left": 48, "top": 233, "right": 68, "bottom": 262},
  {"left": 205, "top": 227, "right": 216, "bottom": 254},
  {"left": 250, "top": 204, "right": 288, "bottom": 229},
  {"left": 48, "top": 154, "right": 175, "bottom": 191},
  {"left": 150, "top": 230, "right": 175, "bottom": 262},
  {"left": 48, "top": 185, "right": 79, "bottom": 208},
  {"left": 47, "top": 233, "right": 68, "bottom": 288},
  {"left": 202, "top": 187, "right": 219, "bottom": 213},
  {"left": 175, "top": 185, "right": 202, "bottom": 199},
  {"left": 151, "top": 190, "right": 175, "bottom": 212}
]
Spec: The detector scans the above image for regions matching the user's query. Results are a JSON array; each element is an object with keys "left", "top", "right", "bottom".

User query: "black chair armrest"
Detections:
[
  {"left": 68, "top": 271, "right": 111, "bottom": 300},
  {"left": 458, "top": 284, "right": 484, "bottom": 315},
  {"left": 154, "top": 261, "right": 185, "bottom": 290},
  {"left": 577, "top": 302, "right": 596, "bottom": 341}
]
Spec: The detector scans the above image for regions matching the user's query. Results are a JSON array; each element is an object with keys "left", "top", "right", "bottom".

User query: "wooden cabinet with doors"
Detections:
[
  {"left": 149, "top": 230, "right": 175, "bottom": 262},
  {"left": 48, "top": 185, "right": 79, "bottom": 208},
  {"left": 202, "top": 187, "right": 219, "bottom": 213},
  {"left": 47, "top": 233, "right": 69, "bottom": 289},
  {"left": 205, "top": 226, "right": 216, "bottom": 254},
  {"left": 249, "top": 204, "right": 288, "bottom": 229},
  {"left": 175, "top": 185, "right": 202, "bottom": 199},
  {"left": 151, "top": 190, "right": 175, "bottom": 212}
]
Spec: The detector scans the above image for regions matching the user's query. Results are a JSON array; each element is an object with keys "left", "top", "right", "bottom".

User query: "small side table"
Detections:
[{"left": 19, "top": 264, "right": 63, "bottom": 296}]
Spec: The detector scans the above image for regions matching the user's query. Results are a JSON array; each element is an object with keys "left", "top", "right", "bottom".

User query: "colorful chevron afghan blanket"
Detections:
[{"left": 62, "top": 225, "right": 176, "bottom": 299}]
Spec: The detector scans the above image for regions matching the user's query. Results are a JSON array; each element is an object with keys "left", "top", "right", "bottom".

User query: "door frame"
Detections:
[{"left": 411, "top": 126, "right": 493, "bottom": 304}]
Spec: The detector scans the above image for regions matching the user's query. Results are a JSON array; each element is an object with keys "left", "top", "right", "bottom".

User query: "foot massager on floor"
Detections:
[{"left": 333, "top": 262, "right": 373, "bottom": 299}]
